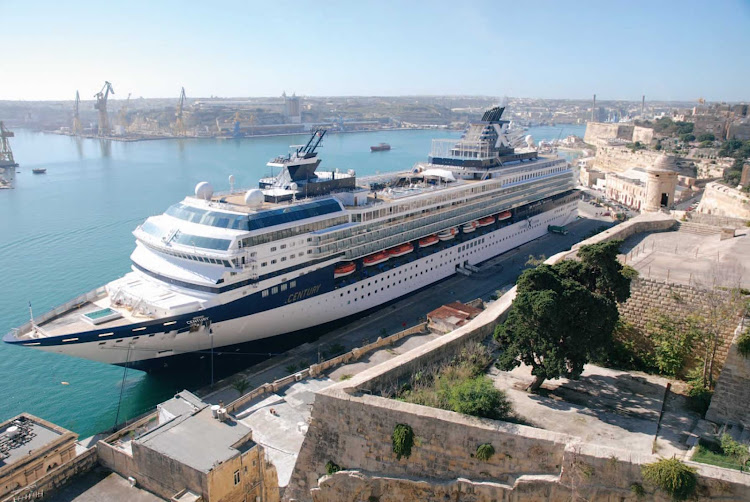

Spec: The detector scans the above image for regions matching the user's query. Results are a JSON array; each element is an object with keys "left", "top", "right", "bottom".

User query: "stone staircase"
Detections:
[{"left": 674, "top": 221, "right": 722, "bottom": 236}]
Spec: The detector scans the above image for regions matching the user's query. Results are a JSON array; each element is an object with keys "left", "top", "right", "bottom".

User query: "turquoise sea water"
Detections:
[{"left": 0, "top": 124, "right": 584, "bottom": 437}]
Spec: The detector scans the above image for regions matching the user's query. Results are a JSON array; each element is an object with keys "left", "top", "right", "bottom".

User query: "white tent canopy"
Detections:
[{"left": 420, "top": 168, "right": 456, "bottom": 182}]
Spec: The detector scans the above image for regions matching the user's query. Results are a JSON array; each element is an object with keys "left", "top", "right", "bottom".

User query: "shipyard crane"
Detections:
[
  {"left": 117, "top": 93, "right": 131, "bottom": 131},
  {"left": 72, "top": 91, "right": 82, "bottom": 135},
  {"left": 0, "top": 122, "right": 18, "bottom": 167},
  {"left": 94, "top": 81, "right": 115, "bottom": 136},
  {"left": 173, "top": 87, "right": 187, "bottom": 136}
]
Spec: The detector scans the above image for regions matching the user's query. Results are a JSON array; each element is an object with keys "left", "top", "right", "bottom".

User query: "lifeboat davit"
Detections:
[
  {"left": 334, "top": 262, "right": 356, "bottom": 278},
  {"left": 477, "top": 216, "right": 495, "bottom": 227},
  {"left": 363, "top": 251, "right": 390, "bottom": 267},
  {"left": 437, "top": 228, "right": 457, "bottom": 241},
  {"left": 497, "top": 210, "right": 512, "bottom": 221},
  {"left": 462, "top": 221, "right": 478, "bottom": 233},
  {"left": 387, "top": 242, "right": 414, "bottom": 257},
  {"left": 419, "top": 235, "right": 439, "bottom": 248}
]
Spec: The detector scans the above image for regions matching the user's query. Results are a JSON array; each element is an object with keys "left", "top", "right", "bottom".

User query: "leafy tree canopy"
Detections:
[{"left": 495, "top": 241, "right": 630, "bottom": 390}]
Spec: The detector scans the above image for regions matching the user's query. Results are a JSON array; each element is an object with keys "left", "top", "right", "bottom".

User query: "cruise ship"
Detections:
[{"left": 4, "top": 107, "right": 579, "bottom": 368}]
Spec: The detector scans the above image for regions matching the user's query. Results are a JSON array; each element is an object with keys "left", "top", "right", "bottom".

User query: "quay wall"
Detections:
[
  {"left": 706, "top": 319, "right": 750, "bottom": 427},
  {"left": 0, "top": 448, "right": 98, "bottom": 502}
]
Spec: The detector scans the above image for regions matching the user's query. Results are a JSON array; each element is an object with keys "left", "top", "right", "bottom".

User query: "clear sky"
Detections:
[{"left": 2, "top": 0, "right": 749, "bottom": 102}]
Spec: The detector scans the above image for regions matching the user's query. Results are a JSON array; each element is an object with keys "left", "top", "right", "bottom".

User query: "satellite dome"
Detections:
[
  {"left": 347, "top": 169, "right": 355, "bottom": 176},
  {"left": 228, "top": 174, "right": 235, "bottom": 185},
  {"left": 195, "top": 181, "right": 214, "bottom": 200},
  {"left": 289, "top": 182, "right": 298, "bottom": 191},
  {"left": 244, "top": 189, "right": 264, "bottom": 208},
  {"left": 525, "top": 135, "right": 535, "bottom": 148}
]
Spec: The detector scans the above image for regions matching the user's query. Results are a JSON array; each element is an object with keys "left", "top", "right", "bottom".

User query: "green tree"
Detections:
[
  {"left": 555, "top": 240, "right": 632, "bottom": 303},
  {"left": 495, "top": 265, "right": 619, "bottom": 391},
  {"left": 697, "top": 133, "right": 715, "bottom": 142},
  {"left": 647, "top": 314, "right": 699, "bottom": 377},
  {"left": 231, "top": 377, "right": 250, "bottom": 397}
]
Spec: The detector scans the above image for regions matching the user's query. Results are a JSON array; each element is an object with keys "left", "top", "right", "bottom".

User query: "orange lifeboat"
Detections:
[
  {"left": 477, "top": 216, "right": 495, "bottom": 227},
  {"left": 363, "top": 251, "right": 390, "bottom": 267},
  {"left": 497, "top": 210, "right": 512, "bottom": 221},
  {"left": 334, "top": 262, "right": 356, "bottom": 278},
  {"left": 462, "top": 221, "right": 478, "bottom": 233},
  {"left": 419, "top": 235, "right": 439, "bottom": 248},
  {"left": 437, "top": 228, "right": 457, "bottom": 241},
  {"left": 387, "top": 242, "right": 414, "bottom": 257}
]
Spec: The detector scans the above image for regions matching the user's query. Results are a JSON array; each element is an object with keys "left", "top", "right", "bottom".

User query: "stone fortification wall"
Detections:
[
  {"left": 310, "top": 447, "right": 748, "bottom": 502},
  {"left": 284, "top": 214, "right": 750, "bottom": 501},
  {"left": 706, "top": 320, "right": 750, "bottom": 426},
  {"left": 592, "top": 146, "right": 662, "bottom": 173},
  {"left": 698, "top": 181, "right": 750, "bottom": 220},
  {"left": 618, "top": 277, "right": 739, "bottom": 375},
  {"left": 584, "top": 122, "right": 635, "bottom": 146},
  {"left": 1, "top": 449, "right": 98, "bottom": 502},
  {"left": 632, "top": 126, "right": 655, "bottom": 144},
  {"left": 685, "top": 211, "right": 749, "bottom": 228}
]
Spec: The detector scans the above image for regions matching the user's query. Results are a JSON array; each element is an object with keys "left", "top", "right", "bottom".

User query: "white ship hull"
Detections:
[{"left": 32, "top": 201, "right": 578, "bottom": 366}]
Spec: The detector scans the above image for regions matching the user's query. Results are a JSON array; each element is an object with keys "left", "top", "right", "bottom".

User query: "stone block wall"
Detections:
[
  {"left": 706, "top": 321, "right": 750, "bottom": 426},
  {"left": 618, "top": 277, "right": 739, "bottom": 375},
  {"left": 698, "top": 181, "right": 750, "bottom": 219},
  {"left": 1, "top": 448, "right": 98, "bottom": 502},
  {"left": 288, "top": 388, "right": 750, "bottom": 502}
]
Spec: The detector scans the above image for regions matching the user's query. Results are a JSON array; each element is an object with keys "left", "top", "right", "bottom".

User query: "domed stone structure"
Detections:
[{"left": 643, "top": 154, "right": 679, "bottom": 212}]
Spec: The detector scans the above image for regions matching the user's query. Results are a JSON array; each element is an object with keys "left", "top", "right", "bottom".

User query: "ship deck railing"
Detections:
[{"left": 11, "top": 286, "right": 109, "bottom": 340}]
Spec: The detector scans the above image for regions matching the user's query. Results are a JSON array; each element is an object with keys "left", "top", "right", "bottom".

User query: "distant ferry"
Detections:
[
  {"left": 32, "top": 168, "right": 47, "bottom": 174},
  {"left": 370, "top": 143, "right": 391, "bottom": 152},
  {"left": 4, "top": 107, "right": 579, "bottom": 368}
]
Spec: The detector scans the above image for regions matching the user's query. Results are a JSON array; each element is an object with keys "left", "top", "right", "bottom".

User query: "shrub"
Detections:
[
  {"left": 285, "top": 363, "right": 297, "bottom": 374},
  {"left": 686, "top": 378, "right": 713, "bottom": 417},
  {"left": 441, "top": 375, "right": 513, "bottom": 420},
  {"left": 737, "top": 329, "right": 750, "bottom": 358},
  {"left": 392, "top": 424, "right": 414, "bottom": 460},
  {"left": 475, "top": 443, "right": 495, "bottom": 461},
  {"left": 641, "top": 457, "right": 697, "bottom": 501},
  {"left": 720, "top": 434, "right": 750, "bottom": 465},
  {"left": 325, "top": 460, "right": 341, "bottom": 475},
  {"left": 630, "top": 482, "right": 646, "bottom": 497}
]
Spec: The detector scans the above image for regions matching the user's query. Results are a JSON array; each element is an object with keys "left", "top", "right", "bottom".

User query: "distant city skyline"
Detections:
[{"left": 2, "top": 0, "right": 749, "bottom": 102}]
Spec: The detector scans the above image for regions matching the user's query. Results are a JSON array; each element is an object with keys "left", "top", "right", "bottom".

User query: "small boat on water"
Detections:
[
  {"left": 497, "top": 210, "right": 512, "bottom": 221},
  {"left": 32, "top": 168, "right": 47, "bottom": 174},
  {"left": 363, "top": 251, "right": 389, "bottom": 267},
  {"left": 334, "top": 262, "right": 356, "bottom": 278},
  {"left": 387, "top": 242, "right": 414, "bottom": 257},
  {"left": 418, "top": 235, "right": 439, "bottom": 248},
  {"left": 477, "top": 216, "right": 495, "bottom": 227},
  {"left": 462, "top": 221, "right": 478, "bottom": 233},
  {"left": 437, "top": 228, "right": 457, "bottom": 241},
  {"left": 370, "top": 143, "right": 391, "bottom": 152}
]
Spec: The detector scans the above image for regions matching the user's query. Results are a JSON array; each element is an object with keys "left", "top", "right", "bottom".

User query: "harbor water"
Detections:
[{"left": 0, "top": 125, "right": 585, "bottom": 437}]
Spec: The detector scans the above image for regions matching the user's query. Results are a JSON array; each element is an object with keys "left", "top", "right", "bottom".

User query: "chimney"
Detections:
[{"left": 592, "top": 94, "right": 596, "bottom": 122}]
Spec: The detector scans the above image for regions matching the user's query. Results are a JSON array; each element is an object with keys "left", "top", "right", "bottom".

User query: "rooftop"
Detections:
[
  {"left": 135, "top": 391, "right": 254, "bottom": 473},
  {"left": 0, "top": 414, "right": 75, "bottom": 469}
]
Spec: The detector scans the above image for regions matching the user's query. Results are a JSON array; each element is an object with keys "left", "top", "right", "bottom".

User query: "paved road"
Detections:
[{"left": 202, "top": 201, "right": 614, "bottom": 402}]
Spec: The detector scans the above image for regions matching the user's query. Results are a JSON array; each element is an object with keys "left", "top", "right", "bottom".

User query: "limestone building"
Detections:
[
  {"left": 604, "top": 154, "right": 679, "bottom": 212},
  {"left": 0, "top": 414, "right": 77, "bottom": 499},
  {"left": 98, "top": 390, "right": 279, "bottom": 502}
]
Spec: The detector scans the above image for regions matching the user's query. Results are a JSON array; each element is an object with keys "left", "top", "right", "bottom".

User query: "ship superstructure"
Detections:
[{"left": 4, "top": 108, "right": 579, "bottom": 367}]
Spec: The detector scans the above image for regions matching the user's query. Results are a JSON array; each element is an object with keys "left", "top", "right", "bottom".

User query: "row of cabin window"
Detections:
[
  {"left": 147, "top": 241, "right": 233, "bottom": 267},
  {"left": 260, "top": 250, "right": 312, "bottom": 267},
  {"left": 261, "top": 280, "right": 297, "bottom": 297}
]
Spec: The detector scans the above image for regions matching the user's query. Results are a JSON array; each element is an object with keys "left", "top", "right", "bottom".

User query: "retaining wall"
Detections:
[
  {"left": 706, "top": 320, "right": 750, "bottom": 427},
  {"left": 619, "top": 277, "right": 740, "bottom": 376}
]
